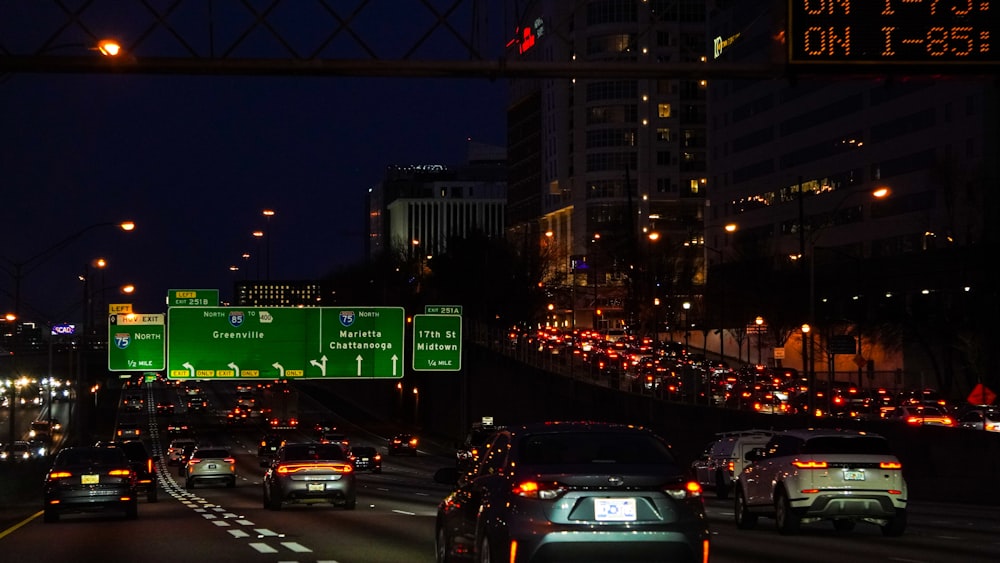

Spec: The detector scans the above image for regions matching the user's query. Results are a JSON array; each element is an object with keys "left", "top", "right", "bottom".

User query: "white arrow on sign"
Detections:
[
  {"left": 391, "top": 354, "right": 399, "bottom": 376},
  {"left": 182, "top": 362, "right": 195, "bottom": 378},
  {"left": 309, "top": 355, "right": 328, "bottom": 376},
  {"left": 272, "top": 362, "right": 285, "bottom": 378},
  {"left": 355, "top": 354, "right": 363, "bottom": 376},
  {"left": 228, "top": 362, "right": 240, "bottom": 377}
]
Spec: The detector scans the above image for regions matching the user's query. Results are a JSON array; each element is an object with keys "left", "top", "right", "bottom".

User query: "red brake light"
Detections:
[
  {"left": 512, "top": 480, "right": 567, "bottom": 499},
  {"left": 662, "top": 480, "right": 702, "bottom": 500},
  {"left": 49, "top": 471, "right": 72, "bottom": 479},
  {"left": 880, "top": 461, "right": 902, "bottom": 469},
  {"left": 277, "top": 462, "right": 353, "bottom": 474},
  {"left": 109, "top": 469, "right": 131, "bottom": 477},
  {"left": 791, "top": 460, "right": 828, "bottom": 469}
]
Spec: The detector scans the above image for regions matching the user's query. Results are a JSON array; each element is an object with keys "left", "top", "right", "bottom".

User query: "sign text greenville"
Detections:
[{"left": 167, "top": 306, "right": 404, "bottom": 380}]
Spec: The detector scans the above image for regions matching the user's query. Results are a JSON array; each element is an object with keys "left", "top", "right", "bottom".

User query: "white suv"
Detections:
[
  {"left": 734, "top": 428, "right": 907, "bottom": 536},
  {"left": 691, "top": 429, "right": 773, "bottom": 499}
]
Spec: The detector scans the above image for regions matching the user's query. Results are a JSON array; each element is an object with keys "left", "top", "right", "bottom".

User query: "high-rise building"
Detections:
[
  {"left": 505, "top": 1, "right": 710, "bottom": 331},
  {"left": 708, "top": 0, "right": 997, "bottom": 379},
  {"left": 368, "top": 141, "right": 507, "bottom": 261}
]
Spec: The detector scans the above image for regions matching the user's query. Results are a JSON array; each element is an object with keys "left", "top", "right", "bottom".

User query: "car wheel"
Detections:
[
  {"left": 43, "top": 508, "right": 59, "bottom": 523},
  {"left": 266, "top": 486, "right": 283, "bottom": 511},
  {"left": 833, "top": 519, "right": 855, "bottom": 532},
  {"left": 881, "top": 508, "right": 907, "bottom": 537},
  {"left": 774, "top": 488, "right": 800, "bottom": 535},
  {"left": 715, "top": 471, "right": 730, "bottom": 500},
  {"left": 343, "top": 496, "right": 357, "bottom": 510},
  {"left": 185, "top": 477, "right": 194, "bottom": 490},
  {"left": 435, "top": 525, "right": 452, "bottom": 563},
  {"left": 227, "top": 477, "right": 236, "bottom": 488},
  {"left": 125, "top": 500, "right": 139, "bottom": 520},
  {"left": 734, "top": 486, "right": 757, "bottom": 529},
  {"left": 148, "top": 487, "right": 158, "bottom": 503}
]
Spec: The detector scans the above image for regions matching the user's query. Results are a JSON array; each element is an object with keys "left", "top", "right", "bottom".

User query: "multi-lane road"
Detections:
[{"left": 1, "top": 379, "right": 999, "bottom": 563}]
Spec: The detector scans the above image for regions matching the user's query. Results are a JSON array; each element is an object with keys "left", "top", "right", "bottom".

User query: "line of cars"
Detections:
[{"left": 438, "top": 418, "right": 914, "bottom": 562}]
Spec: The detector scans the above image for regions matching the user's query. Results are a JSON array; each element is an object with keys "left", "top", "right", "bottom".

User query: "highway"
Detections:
[{"left": 1, "top": 378, "right": 999, "bottom": 562}]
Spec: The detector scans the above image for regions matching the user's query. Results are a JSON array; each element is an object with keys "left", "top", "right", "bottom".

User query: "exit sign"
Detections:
[
  {"left": 412, "top": 314, "right": 462, "bottom": 371},
  {"left": 108, "top": 313, "right": 165, "bottom": 372}
]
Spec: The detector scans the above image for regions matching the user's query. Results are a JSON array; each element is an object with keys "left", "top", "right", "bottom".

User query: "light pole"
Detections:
[
  {"left": 262, "top": 209, "right": 275, "bottom": 281},
  {"left": 252, "top": 231, "right": 264, "bottom": 280},
  {"left": 755, "top": 316, "right": 765, "bottom": 366}
]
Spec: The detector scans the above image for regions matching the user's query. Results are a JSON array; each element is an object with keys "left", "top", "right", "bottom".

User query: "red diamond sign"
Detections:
[{"left": 968, "top": 383, "right": 996, "bottom": 406}]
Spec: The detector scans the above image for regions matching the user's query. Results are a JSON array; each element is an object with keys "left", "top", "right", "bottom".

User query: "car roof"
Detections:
[{"left": 771, "top": 427, "right": 885, "bottom": 440}]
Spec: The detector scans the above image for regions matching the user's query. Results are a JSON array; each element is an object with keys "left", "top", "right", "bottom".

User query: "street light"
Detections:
[{"left": 1, "top": 221, "right": 135, "bottom": 320}]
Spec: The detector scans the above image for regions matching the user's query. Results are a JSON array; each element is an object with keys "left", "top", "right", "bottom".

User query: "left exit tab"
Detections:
[{"left": 109, "top": 303, "right": 133, "bottom": 314}]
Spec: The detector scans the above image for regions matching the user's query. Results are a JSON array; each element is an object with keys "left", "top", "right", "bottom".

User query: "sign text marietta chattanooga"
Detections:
[{"left": 209, "top": 328, "right": 394, "bottom": 351}]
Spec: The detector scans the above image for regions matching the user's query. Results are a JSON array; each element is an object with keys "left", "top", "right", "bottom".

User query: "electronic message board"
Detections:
[{"left": 788, "top": 0, "right": 999, "bottom": 67}]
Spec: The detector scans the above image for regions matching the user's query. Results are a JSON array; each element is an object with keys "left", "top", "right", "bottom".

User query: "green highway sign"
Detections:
[
  {"left": 166, "top": 306, "right": 405, "bottom": 380},
  {"left": 108, "top": 314, "right": 166, "bottom": 372},
  {"left": 412, "top": 314, "right": 462, "bottom": 371},
  {"left": 425, "top": 305, "right": 463, "bottom": 315},
  {"left": 168, "top": 289, "right": 220, "bottom": 307}
]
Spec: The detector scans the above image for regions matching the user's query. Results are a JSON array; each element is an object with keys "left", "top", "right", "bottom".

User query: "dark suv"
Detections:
[
  {"left": 97, "top": 440, "right": 159, "bottom": 502},
  {"left": 456, "top": 422, "right": 502, "bottom": 474}
]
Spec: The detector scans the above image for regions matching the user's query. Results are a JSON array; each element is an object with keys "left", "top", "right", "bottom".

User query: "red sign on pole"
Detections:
[{"left": 967, "top": 383, "right": 996, "bottom": 406}]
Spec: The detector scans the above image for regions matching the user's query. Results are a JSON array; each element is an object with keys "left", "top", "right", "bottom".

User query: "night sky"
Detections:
[{"left": 1, "top": 69, "right": 507, "bottom": 322}]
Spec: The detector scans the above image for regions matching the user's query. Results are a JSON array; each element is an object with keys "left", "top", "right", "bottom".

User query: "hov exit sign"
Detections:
[{"left": 412, "top": 314, "right": 462, "bottom": 371}]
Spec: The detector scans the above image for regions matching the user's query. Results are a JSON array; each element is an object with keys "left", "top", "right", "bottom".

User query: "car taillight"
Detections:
[
  {"left": 373, "top": 453, "right": 381, "bottom": 461},
  {"left": 409, "top": 437, "right": 418, "bottom": 447},
  {"left": 188, "top": 457, "right": 200, "bottom": 464},
  {"left": 791, "top": 460, "right": 828, "bottom": 469},
  {"left": 109, "top": 469, "right": 132, "bottom": 477},
  {"left": 513, "top": 480, "right": 567, "bottom": 499},
  {"left": 49, "top": 471, "right": 73, "bottom": 480},
  {"left": 277, "top": 463, "right": 353, "bottom": 474},
  {"left": 147, "top": 459, "right": 154, "bottom": 473},
  {"left": 880, "top": 461, "right": 902, "bottom": 469},
  {"left": 663, "top": 480, "right": 702, "bottom": 500}
]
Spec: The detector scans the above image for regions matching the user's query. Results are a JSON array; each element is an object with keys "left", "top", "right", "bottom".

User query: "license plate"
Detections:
[
  {"left": 843, "top": 470, "right": 865, "bottom": 481},
  {"left": 594, "top": 498, "right": 636, "bottom": 521},
  {"left": 307, "top": 483, "right": 325, "bottom": 492},
  {"left": 207, "top": 464, "right": 217, "bottom": 469},
  {"left": 81, "top": 474, "right": 99, "bottom": 485}
]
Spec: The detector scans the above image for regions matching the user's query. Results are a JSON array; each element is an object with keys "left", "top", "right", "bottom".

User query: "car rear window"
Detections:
[
  {"left": 801, "top": 436, "right": 892, "bottom": 455},
  {"left": 58, "top": 448, "right": 127, "bottom": 466},
  {"left": 195, "top": 449, "right": 230, "bottom": 458},
  {"left": 518, "top": 431, "right": 676, "bottom": 466},
  {"left": 284, "top": 444, "right": 347, "bottom": 461}
]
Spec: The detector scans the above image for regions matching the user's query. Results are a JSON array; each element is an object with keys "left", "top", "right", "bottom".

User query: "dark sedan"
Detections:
[
  {"left": 349, "top": 446, "right": 382, "bottom": 473},
  {"left": 263, "top": 442, "right": 356, "bottom": 510},
  {"left": 43, "top": 446, "right": 139, "bottom": 522},
  {"left": 434, "top": 421, "right": 710, "bottom": 563}
]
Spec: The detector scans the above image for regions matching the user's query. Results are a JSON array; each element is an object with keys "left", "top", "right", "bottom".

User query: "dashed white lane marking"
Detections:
[
  {"left": 212, "top": 520, "right": 231, "bottom": 527},
  {"left": 229, "top": 530, "right": 251, "bottom": 538},
  {"left": 281, "top": 542, "right": 313, "bottom": 553},
  {"left": 392, "top": 509, "right": 416, "bottom": 516},
  {"left": 248, "top": 542, "right": 279, "bottom": 554},
  {"left": 255, "top": 528, "right": 283, "bottom": 537}
]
